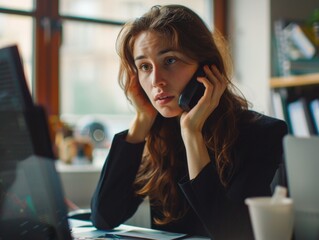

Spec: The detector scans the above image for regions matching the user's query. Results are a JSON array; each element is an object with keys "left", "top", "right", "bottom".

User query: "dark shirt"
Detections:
[{"left": 90, "top": 111, "right": 288, "bottom": 240}]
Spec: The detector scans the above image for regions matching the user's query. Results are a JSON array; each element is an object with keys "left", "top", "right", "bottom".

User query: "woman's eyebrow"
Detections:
[
  {"left": 134, "top": 48, "right": 177, "bottom": 61},
  {"left": 134, "top": 55, "right": 146, "bottom": 61},
  {"left": 158, "top": 48, "right": 176, "bottom": 55}
]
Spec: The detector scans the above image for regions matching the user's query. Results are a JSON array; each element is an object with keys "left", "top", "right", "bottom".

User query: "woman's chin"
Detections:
[{"left": 158, "top": 108, "right": 183, "bottom": 118}]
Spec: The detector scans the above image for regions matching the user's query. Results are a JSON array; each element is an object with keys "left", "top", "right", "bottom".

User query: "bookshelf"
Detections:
[
  {"left": 270, "top": 73, "right": 319, "bottom": 88},
  {"left": 269, "top": 73, "right": 319, "bottom": 136},
  {"left": 269, "top": 0, "right": 319, "bottom": 136}
]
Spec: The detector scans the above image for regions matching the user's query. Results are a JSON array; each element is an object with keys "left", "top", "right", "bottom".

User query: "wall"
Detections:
[{"left": 227, "top": 0, "right": 271, "bottom": 114}]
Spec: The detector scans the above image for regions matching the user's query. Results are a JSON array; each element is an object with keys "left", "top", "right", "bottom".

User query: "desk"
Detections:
[
  {"left": 70, "top": 219, "right": 210, "bottom": 240},
  {"left": 56, "top": 161, "right": 102, "bottom": 209},
  {"left": 57, "top": 161, "right": 152, "bottom": 228}
]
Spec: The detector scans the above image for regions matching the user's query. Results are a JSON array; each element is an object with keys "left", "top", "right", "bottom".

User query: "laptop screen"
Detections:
[
  {"left": 0, "top": 45, "right": 71, "bottom": 240},
  {"left": 284, "top": 135, "right": 319, "bottom": 240},
  {"left": 0, "top": 157, "right": 72, "bottom": 240}
]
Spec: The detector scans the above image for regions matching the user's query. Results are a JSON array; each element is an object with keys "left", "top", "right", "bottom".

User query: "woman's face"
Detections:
[{"left": 133, "top": 31, "right": 198, "bottom": 118}]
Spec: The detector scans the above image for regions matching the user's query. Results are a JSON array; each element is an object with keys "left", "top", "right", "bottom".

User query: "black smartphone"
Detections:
[{"left": 178, "top": 63, "right": 208, "bottom": 112}]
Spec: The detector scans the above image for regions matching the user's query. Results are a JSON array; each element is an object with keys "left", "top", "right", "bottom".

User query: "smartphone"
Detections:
[{"left": 178, "top": 63, "right": 208, "bottom": 112}]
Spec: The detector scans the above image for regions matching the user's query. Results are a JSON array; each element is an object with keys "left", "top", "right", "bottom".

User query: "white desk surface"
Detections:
[
  {"left": 55, "top": 147, "right": 109, "bottom": 172},
  {"left": 55, "top": 161, "right": 102, "bottom": 173}
]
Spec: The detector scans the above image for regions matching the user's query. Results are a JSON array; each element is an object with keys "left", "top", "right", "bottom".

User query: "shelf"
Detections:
[{"left": 270, "top": 73, "right": 319, "bottom": 88}]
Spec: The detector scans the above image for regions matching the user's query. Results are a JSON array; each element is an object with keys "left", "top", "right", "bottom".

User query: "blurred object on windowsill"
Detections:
[
  {"left": 48, "top": 115, "right": 69, "bottom": 158},
  {"left": 58, "top": 136, "right": 93, "bottom": 165},
  {"left": 52, "top": 115, "right": 114, "bottom": 165},
  {"left": 74, "top": 116, "right": 111, "bottom": 149},
  {"left": 51, "top": 117, "right": 93, "bottom": 165}
]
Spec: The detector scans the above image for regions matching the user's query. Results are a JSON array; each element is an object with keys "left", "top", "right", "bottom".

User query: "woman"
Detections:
[{"left": 91, "top": 5, "right": 287, "bottom": 239}]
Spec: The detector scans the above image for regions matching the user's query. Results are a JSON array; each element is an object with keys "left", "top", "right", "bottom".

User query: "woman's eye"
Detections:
[
  {"left": 165, "top": 57, "right": 176, "bottom": 65},
  {"left": 139, "top": 64, "right": 152, "bottom": 71}
]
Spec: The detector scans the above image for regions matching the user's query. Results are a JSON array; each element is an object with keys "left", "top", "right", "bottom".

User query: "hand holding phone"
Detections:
[{"left": 178, "top": 63, "right": 208, "bottom": 112}]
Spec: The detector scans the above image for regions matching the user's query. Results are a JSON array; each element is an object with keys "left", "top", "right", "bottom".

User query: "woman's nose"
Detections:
[{"left": 151, "top": 68, "right": 166, "bottom": 87}]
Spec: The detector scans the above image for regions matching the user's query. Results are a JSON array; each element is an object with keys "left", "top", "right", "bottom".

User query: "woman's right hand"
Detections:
[
  {"left": 127, "top": 74, "right": 157, "bottom": 119},
  {"left": 126, "top": 74, "right": 157, "bottom": 143}
]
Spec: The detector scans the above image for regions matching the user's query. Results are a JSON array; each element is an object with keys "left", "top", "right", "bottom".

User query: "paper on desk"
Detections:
[
  {"left": 70, "top": 220, "right": 187, "bottom": 240},
  {"left": 110, "top": 224, "right": 187, "bottom": 240},
  {"left": 69, "top": 219, "right": 93, "bottom": 228}
]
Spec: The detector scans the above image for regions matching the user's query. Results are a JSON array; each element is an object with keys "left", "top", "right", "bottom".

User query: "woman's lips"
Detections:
[{"left": 155, "top": 94, "right": 175, "bottom": 105}]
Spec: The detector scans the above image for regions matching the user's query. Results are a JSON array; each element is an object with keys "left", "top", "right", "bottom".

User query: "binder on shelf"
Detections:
[
  {"left": 273, "top": 19, "right": 318, "bottom": 76},
  {"left": 287, "top": 98, "right": 316, "bottom": 137},
  {"left": 283, "top": 23, "right": 316, "bottom": 59},
  {"left": 289, "top": 57, "right": 319, "bottom": 75},
  {"left": 271, "top": 91, "right": 285, "bottom": 120},
  {"left": 309, "top": 99, "right": 319, "bottom": 134},
  {"left": 270, "top": 89, "right": 293, "bottom": 133},
  {"left": 274, "top": 19, "right": 291, "bottom": 76}
]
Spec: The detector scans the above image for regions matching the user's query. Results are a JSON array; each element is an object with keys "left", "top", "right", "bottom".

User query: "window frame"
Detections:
[{"left": 0, "top": 0, "right": 226, "bottom": 116}]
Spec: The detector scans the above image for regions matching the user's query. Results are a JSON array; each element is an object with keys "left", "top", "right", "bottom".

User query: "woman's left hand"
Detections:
[
  {"left": 180, "top": 64, "right": 227, "bottom": 136},
  {"left": 180, "top": 64, "right": 227, "bottom": 179}
]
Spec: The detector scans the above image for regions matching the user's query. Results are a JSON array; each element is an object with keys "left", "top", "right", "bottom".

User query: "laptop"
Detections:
[{"left": 283, "top": 135, "right": 319, "bottom": 240}]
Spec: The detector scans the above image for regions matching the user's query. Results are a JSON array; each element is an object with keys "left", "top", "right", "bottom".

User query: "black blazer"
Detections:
[{"left": 90, "top": 111, "right": 288, "bottom": 240}]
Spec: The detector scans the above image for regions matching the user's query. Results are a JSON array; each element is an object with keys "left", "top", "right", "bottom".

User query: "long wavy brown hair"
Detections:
[{"left": 116, "top": 5, "right": 251, "bottom": 225}]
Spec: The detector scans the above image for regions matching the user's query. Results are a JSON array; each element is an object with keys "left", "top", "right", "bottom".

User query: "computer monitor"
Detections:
[
  {"left": 0, "top": 45, "right": 72, "bottom": 240},
  {"left": 0, "top": 44, "right": 54, "bottom": 162}
]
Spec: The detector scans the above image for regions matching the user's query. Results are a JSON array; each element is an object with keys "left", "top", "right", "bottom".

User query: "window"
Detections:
[
  {"left": 0, "top": 1, "right": 34, "bottom": 93},
  {"left": 0, "top": 0, "right": 223, "bottom": 119},
  {"left": 59, "top": 0, "right": 214, "bottom": 118}
]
